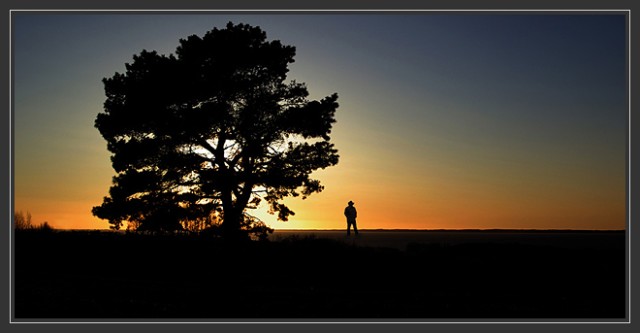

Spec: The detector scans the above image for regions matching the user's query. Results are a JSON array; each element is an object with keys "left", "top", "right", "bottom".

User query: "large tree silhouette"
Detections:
[{"left": 92, "top": 22, "right": 339, "bottom": 239}]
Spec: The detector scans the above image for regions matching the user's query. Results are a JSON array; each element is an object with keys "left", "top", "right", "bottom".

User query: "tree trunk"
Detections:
[
  {"left": 221, "top": 188, "right": 253, "bottom": 241},
  {"left": 222, "top": 208, "right": 242, "bottom": 240}
]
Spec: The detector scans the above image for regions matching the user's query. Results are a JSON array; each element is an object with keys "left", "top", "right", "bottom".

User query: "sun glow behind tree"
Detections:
[{"left": 92, "top": 22, "right": 340, "bottom": 238}]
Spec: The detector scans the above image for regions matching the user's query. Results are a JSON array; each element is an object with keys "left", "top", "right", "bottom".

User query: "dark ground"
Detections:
[{"left": 13, "top": 229, "right": 626, "bottom": 321}]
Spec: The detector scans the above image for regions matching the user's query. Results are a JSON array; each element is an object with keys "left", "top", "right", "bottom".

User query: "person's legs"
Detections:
[
  {"left": 353, "top": 221, "right": 358, "bottom": 235},
  {"left": 346, "top": 221, "right": 351, "bottom": 236}
]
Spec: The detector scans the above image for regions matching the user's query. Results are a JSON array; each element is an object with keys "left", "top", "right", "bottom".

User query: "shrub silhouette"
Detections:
[{"left": 14, "top": 210, "right": 33, "bottom": 230}]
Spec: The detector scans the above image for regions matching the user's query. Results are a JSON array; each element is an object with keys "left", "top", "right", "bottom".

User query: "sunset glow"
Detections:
[{"left": 12, "top": 13, "right": 627, "bottom": 231}]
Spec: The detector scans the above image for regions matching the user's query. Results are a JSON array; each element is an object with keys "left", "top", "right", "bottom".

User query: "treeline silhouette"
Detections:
[
  {"left": 14, "top": 210, "right": 53, "bottom": 231},
  {"left": 14, "top": 230, "right": 625, "bottom": 319}
]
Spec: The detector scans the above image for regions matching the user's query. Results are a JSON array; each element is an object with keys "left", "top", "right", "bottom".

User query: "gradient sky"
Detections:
[{"left": 12, "top": 12, "right": 628, "bottom": 230}]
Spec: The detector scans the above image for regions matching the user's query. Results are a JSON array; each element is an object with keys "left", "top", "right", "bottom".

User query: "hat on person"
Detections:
[{"left": 348, "top": 201, "right": 354, "bottom": 205}]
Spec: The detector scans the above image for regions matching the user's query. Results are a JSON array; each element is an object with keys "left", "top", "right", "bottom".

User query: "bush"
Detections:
[
  {"left": 35, "top": 221, "right": 54, "bottom": 232},
  {"left": 14, "top": 210, "right": 32, "bottom": 230},
  {"left": 14, "top": 211, "right": 55, "bottom": 232}
]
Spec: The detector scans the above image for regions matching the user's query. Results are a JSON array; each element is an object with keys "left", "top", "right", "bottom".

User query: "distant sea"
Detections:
[{"left": 269, "top": 229, "right": 626, "bottom": 251}]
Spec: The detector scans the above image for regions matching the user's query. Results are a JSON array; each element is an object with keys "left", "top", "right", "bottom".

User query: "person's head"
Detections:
[{"left": 348, "top": 201, "right": 354, "bottom": 206}]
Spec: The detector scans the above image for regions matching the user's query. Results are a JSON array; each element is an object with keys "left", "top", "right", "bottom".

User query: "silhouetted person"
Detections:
[{"left": 344, "top": 201, "right": 358, "bottom": 236}]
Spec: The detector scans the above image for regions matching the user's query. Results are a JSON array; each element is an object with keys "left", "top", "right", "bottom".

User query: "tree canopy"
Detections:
[{"left": 92, "top": 22, "right": 339, "bottom": 239}]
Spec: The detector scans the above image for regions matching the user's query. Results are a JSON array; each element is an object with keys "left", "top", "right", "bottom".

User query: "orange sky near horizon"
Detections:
[
  {"left": 14, "top": 116, "right": 626, "bottom": 231},
  {"left": 13, "top": 163, "right": 627, "bottom": 231},
  {"left": 12, "top": 14, "right": 628, "bottom": 231}
]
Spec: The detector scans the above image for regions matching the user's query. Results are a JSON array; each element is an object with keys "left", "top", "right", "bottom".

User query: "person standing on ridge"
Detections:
[{"left": 344, "top": 201, "right": 358, "bottom": 236}]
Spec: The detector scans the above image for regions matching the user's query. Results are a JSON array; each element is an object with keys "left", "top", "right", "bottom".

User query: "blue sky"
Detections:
[{"left": 12, "top": 13, "right": 628, "bottom": 230}]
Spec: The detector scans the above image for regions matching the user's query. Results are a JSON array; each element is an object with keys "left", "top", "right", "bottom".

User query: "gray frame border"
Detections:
[{"left": 2, "top": 1, "right": 636, "bottom": 332}]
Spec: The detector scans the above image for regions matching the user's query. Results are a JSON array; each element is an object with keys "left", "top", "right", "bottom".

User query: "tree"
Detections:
[{"left": 92, "top": 22, "right": 340, "bottom": 239}]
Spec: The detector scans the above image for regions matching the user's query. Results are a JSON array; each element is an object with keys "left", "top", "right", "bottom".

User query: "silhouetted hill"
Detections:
[{"left": 13, "top": 230, "right": 626, "bottom": 320}]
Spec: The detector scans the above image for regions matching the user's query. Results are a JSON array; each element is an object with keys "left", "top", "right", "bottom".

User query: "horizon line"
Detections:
[
  {"left": 273, "top": 228, "right": 626, "bottom": 232},
  {"left": 52, "top": 228, "right": 626, "bottom": 232}
]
